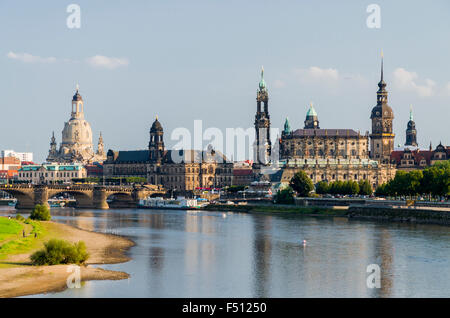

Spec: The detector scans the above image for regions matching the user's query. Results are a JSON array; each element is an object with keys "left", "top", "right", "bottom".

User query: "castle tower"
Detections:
[
  {"left": 48, "top": 131, "right": 57, "bottom": 160},
  {"left": 254, "top": 66, "right": 271, "bottom": 165},
  {"left": 304, "top": 102, "right": 320, "bottom": 129},
  {"left": 97, "top": 132, "right": 105, "bottom": 156},
  {"left": 71, "top": 84, "right": 84, "bottom": 119},
  {"left": 370, "top": 53, "right": 395, "bottom": 163},
  {"left": 149, "top": 116, "right": 165, "bottom": 162},
  {"left": 282, "top": 117, "right": 291, "bottom": 136},
  {"left": 405, "top": 105, "right": 418, "bottom": 147}
]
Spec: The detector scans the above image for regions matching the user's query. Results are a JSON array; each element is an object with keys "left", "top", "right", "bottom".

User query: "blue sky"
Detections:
[{"left": 1, "top": 0, "right": 449, "bottom": 162}]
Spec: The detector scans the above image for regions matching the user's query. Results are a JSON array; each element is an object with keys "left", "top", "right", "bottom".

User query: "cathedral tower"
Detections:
[
  {"left": 405, "top": 105, "right": 418, "bottom": 147},
  {"left": 304, "top": 102, "right": 320, "bottom": 129},
  {"left": 254, "top": 67, "right": 271, "bottom": 165},
  {"left": 370, "top": 53, "right": 395, "bottom": 163},
  {"left": 149, "top": 116, "right": 165, "bottom": 163}
]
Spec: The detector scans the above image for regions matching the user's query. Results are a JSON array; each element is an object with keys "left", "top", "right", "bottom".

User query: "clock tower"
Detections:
[
  {"left": 370, "top": 54, "right": 395, "bottom": 163},
  {"left": 254, "top": 66, "right": 271, "bottom": 166}
]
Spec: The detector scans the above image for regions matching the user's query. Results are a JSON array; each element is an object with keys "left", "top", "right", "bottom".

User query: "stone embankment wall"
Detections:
[{"left": 347, "top": 205, "right": 450, "bottom": 226}]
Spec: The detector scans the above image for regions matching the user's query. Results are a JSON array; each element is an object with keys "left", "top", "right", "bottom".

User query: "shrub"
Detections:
[
  {"left": 274, "top": 187, "right": 295, "bottom": 204},
  {"left": 30, "top": 239, "right": 89, "bottom": 265},
  {"left": 15, "top": 214, "right": 25, "bottom": 222},
  {"left": 30, "top": 204, "right": 51, "bottom": 221}
]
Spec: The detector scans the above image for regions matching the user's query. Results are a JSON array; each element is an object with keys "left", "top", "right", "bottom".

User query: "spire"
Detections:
[
  {"left": 258, "top": 66, "right": 266, "bottom": 91},
  {"left": 283, "top": 117, "right": 291, "bottom": 134},
  {"left": 409, "top": 105, "right": 414, "bottom": 121},
  {"left": 380, "top": 50, "right": 384, "bottom": 82}
]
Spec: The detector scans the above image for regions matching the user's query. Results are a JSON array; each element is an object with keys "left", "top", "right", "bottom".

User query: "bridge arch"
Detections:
[{"left": 48, "top": 190, "right": 93, "bottom": 209}]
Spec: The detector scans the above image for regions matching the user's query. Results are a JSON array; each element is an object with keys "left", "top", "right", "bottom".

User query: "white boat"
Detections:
[{"left": 139, "top": 196, "right": 203, "bottom": 210}]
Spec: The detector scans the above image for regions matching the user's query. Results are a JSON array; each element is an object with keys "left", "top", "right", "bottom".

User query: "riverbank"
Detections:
[
  {"left": 204, "top": 203, "right": 347, "bottom": 216},
  {"left": 204, "top": 203, "right": 450, "bottom": 226},
  {"left": 0, "top": 217, "right": 134, "bottom": 298}
]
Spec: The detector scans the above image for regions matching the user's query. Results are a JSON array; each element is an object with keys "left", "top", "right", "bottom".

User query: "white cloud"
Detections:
[
  {"left": 85, "top": 55, "right": 129, "bottom": 69},
  {"left": 392, "top": 68, "right": 435, "bottom": 97},
  {"left": 7, "top": 51, "right": 57, "bottom": 63},
  {"left": 294, "top": 66, "right": 339, "bottom": 82}
]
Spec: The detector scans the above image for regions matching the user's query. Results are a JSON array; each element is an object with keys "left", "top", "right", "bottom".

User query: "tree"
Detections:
[
  {"left": 30, "top": 204, "right": 51, "bottom": 221},
  {"left": 359, "top": 180, "right": 373, "bottom": 196},
  {"left": 274, "top": 187, "right": 295, "bottom": 204},
  {"left": 289, "top": 171, "right": 314, "bottom": 197},
  {"left": 315, "top": 181, "right": 330, "bottom": 195}
]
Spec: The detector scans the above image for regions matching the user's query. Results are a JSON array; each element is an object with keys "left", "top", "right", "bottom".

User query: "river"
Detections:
[{"left": 1, "top": 207, "right": 449, "bottom": 297}]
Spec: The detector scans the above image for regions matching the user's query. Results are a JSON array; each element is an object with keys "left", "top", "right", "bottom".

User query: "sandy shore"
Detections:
[{"left": 0, "top": 221, "right": 134, "bottom": 298}]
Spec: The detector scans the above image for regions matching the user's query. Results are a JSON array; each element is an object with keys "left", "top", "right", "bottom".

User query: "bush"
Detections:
[
  {"left": 30, "top": 204, "right": 51, "bottom": 221},
  {"left": 15, "top": 214, "right": 25, "bottom": 222},
  {"left": 30, "top": 239, "right": 89, "bottom": 265},
  {"left": 274, "top": 187, "right": 295, "bottom": 204}
]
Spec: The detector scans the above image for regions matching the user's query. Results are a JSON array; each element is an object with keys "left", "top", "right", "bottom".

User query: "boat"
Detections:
[{"left": 138, "top": 196, "right": 206, "bottom": 210}]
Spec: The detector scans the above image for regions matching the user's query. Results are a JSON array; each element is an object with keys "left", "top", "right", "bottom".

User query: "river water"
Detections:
[{"left": 1, "top": 207, "right": 449, "bottom": 297}]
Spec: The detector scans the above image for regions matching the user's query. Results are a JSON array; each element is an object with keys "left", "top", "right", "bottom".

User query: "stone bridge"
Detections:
[{"left": 0, "top": 184, "right": 165, "bottom": 210}]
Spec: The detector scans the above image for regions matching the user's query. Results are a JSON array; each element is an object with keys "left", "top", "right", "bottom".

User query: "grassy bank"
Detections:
[
  {"left": 204, "top": 204, "right": 347, "bottom": 216},
  {"left": 0, "top": 218, "right": 46, "bottom": 264},
  {"left": 0, "top": 216, "right": 134, "bottom": 297}
]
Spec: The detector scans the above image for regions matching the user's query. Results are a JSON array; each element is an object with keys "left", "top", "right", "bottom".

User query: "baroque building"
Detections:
[
  {"left": 273, "top": 57, "right": 397, "bottom": 189},
  {"left": 280, "top": 103, "right": 370, "bottom": 160},
  {"left": 103, "top": 117, "right": 233, "bottom": 192},
  {"left": 390, "top": 143, "right": 449, "bottom": 171},
  {"left": 47, "top": 87, "right": 106, "bottom": 164}
]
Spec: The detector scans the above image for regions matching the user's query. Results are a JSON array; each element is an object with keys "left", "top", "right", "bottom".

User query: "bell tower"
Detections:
[
  {"left": 370, "top": 52, "right": 395, "bottom": 163},
  {"left": 149, "top": 116, "right": 165, "bottom": 163},
  {"left": 254, "top": 67, "right": 271, "bottom": 165},
  {"left": 405, "top": 105, "right": 418, "bottom": 147}
]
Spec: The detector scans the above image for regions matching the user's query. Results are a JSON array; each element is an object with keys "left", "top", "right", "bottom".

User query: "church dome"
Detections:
[
  {"left": 150, "top": 117, "right": 163, "bottom": 132},
  {"left": 72, "top": 90, "right": 83, "bottom": 102},
  {"left": 61, "top": 118, "right": 93, "bottom": 147},
  {"left": 371, "top": 104, "right": 394, "bottom": 119}
]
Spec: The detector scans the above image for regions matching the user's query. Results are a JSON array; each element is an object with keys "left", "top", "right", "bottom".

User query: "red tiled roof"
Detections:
[{"left": 390, "top": 150, "right": 434, "bottom": 166}]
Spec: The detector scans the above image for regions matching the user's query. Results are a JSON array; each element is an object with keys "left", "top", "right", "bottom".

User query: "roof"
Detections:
[
  {"left": 233, "top": 169, "right": 253, "bottom": 176},
  {"left": 163, "top": 148, "right": 230, "bottom": 164},
  {"left": 19, "top": 164, "right": 83, "bottom": 172},
  {"left": 115, "top": 150, "right": 150, "bottom": 163},
  {"left": 390, "top": 146, "right": 449, "bottom": 166},
  {"left": 291, "top": 129, "right": 360, "bottom": 137}
]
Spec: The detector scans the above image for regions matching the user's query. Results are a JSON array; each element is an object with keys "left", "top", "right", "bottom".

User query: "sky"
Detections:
[{"left": 1, "top": 0, "right": 449, "bottom": 162}]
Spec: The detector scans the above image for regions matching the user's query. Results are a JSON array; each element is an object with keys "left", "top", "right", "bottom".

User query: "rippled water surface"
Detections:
[{"left": 1, "top": 206, "right": 449, "bottom": 297}]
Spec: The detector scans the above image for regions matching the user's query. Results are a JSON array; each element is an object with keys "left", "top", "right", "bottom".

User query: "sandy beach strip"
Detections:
[{"left": 0, "top": 221, "right": 134, "bottom": 298}]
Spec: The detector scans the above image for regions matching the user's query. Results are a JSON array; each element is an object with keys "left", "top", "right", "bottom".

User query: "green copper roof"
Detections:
[
  {"left": 306, "top": 103, "right": 317, "bottom": 117},
  {"left": 409, "top": 105, "right": 414, "bottom": 121},
  {"left": 258, "top": 66, "right": 266, "bottom": 90},
  {"left": 283, "top": 117, "right": 291, "bottom": 134}
]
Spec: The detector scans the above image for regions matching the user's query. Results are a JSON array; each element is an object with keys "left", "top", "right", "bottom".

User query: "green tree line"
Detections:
[{"left": 375, "top": 160, "right": 450, "bottom": 198}]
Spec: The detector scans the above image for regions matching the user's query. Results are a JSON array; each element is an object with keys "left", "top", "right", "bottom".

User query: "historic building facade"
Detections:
[
  {"left": 280, "top": 104, "right": 370, "bottom": 160},
  {"left": 47, "top": 88, "right": 106, "bottom": 164},
  {"left": 17, "top": 163, "right": 87, "bottom": 184},
  {"left": 391, "top": 143, "right": 449, "bottom": 171},
  {"left": 103, "top": 117, "right": 233, "bottom": 192},
  {"left": 262, "top": 58, "right": 397, "bottom": 189}
]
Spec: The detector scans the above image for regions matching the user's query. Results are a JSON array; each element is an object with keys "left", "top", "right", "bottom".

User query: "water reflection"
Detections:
[{"left": 0, "top": 206, "right": 448, "bottom": 298}]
